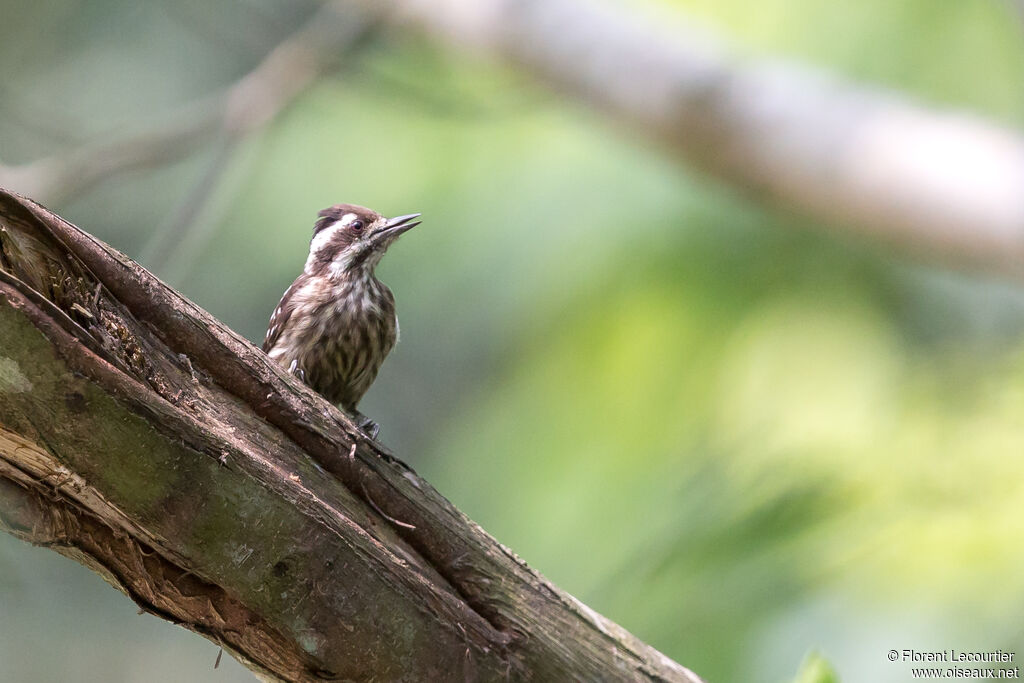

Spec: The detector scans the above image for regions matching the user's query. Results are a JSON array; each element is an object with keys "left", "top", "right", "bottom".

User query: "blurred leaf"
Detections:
[{"left": 793, "top": 651, "right": 841, "bottom": 683}]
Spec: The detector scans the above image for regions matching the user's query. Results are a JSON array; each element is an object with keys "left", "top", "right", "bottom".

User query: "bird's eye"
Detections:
[{"left": 350, "top": 220, "right": 364, "bottom": 232}]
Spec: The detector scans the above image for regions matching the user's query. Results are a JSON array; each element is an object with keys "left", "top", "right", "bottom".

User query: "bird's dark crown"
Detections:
[{"left": 313, "top": 204, "right": 381, "bottom": 236}]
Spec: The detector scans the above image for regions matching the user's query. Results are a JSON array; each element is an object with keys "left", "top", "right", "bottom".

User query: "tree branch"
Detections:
[
  {"left": 356, "top": 0, "right": 1024, "bottom": 278},
  {"left": 0, "top": 187, "right": 703, "bottom": 681}
]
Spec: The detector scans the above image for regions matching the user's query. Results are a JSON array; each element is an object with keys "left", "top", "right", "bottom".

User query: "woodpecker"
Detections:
[{"left": 263, "top": 204, "right": 420, "bottom": 436}]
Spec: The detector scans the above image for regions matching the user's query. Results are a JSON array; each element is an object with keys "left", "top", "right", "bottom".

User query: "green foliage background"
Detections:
[{"left": 1, "top": 1, "right": 1022, "bottom": 681}]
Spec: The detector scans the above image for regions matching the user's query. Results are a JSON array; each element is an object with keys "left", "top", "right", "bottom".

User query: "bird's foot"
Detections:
[
  {"left": 353, "top": 411, "right": 380, "bottom": 440},
  {"left": 287, "top": 359, "right": 306, "bottom": 383}
]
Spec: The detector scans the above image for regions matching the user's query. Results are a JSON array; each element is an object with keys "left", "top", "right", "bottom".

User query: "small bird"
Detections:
[{"left": 263, "top": 204, "right": 420, "bottom": 436}]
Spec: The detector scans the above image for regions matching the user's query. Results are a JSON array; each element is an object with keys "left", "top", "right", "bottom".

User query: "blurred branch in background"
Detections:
[
  {"left": 0, "top": 85, "right": 83, "bottom": 147},
  {"left": 0, "top": 97, "right": 222, "bottom": 207},
  {"left": 4, "top": 0, "right": 1020, "bottom": 280},
  {"left": 0, "top": 1, "right": 378, "bottom": 271},
  {"left": 139, "top": 2, "right": 377, "bottom": 272},
  {"left": 346, "top": 0, "right": 1024, "bottom": 279}
]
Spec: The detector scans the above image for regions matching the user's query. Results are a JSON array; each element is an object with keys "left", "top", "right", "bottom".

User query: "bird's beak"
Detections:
[{"left": 374, "top": 213, "right": 421, "bottom": 241}]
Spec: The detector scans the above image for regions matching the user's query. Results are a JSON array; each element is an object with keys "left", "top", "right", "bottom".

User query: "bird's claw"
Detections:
[
  {"left": 355, "top": 413, "right": 380, "bottom": 440},
  {"left": 287, "top": 359, "right": 306, "bottom": 382}
]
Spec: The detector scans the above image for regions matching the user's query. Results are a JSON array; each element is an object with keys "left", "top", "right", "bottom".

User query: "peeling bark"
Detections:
[{"left": 0, "top": 188, "right": 703, "bottom": 682}]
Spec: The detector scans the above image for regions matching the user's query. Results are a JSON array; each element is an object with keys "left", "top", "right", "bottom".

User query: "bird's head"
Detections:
[{"left": 305, "top": 203, "right": 421, "bottom": 277}]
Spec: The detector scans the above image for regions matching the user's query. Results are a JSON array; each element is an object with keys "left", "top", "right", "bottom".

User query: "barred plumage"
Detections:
[{"left": 263, "top": 204, "right": 419, "bottom": 423}]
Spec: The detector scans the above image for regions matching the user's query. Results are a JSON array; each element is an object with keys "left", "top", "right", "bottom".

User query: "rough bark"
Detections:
[
  {"left": 360, "top": 0, "right": 1024, "bottom": 278},
  {"left": 0, "top": 187, "right": 703, "bottom": 681}
]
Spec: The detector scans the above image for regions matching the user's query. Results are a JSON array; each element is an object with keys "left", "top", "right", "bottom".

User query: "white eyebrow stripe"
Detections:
[
  {"left": 306, "top": 213, "right": 364, "bottom": 273},
  {"left": 309, "top": 227, "right": 336, "bottom": 258}
]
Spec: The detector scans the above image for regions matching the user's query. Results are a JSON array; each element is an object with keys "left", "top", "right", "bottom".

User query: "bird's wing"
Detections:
[{"left": 262, "top": 279, "right": 300, "bottom": 352}]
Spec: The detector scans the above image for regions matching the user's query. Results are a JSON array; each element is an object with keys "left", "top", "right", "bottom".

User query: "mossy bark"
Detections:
[{"left": 0, "top": 188, "right": 702, "bottom": 682}]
